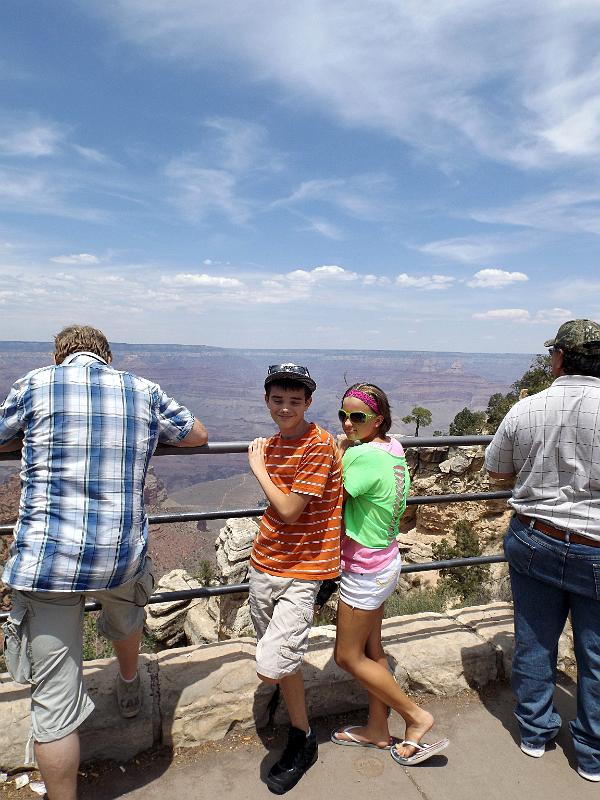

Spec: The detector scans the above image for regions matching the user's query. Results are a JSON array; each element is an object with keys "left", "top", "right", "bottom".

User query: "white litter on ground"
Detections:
[{"left": 14, "top": 773, "right": 30, "bottom": 789}]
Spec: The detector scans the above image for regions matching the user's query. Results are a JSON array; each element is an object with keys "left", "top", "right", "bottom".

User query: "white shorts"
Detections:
[{"left": 339, "top": 551, "right": 401, "bottom": 611}]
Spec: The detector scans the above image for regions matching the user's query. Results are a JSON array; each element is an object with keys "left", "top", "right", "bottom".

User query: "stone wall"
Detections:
[{"left": 0, "top": 602, "right": 575, "bottom": 770}]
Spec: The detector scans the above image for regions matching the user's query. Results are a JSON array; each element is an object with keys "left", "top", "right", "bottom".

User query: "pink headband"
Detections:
[{"left": 344, "top": 389, "right": 380, "bottom": 414}]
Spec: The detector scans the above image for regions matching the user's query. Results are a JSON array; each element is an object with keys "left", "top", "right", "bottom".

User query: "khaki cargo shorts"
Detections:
[
  {"left": 248, "top": 565, "right": 320, "bottom": 680},
  {"left": 2, "top": 556, "right": 154, "bottom": 743}
]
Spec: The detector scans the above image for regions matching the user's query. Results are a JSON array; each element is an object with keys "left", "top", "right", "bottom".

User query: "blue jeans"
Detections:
[{"left": 505, "top": 515, "right": 600, "bottom": 774}]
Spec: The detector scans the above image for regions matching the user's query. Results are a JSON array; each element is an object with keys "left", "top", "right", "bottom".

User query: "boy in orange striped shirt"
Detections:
[{"left": 247, "top": 363, "right": 343, "bottom": 795}]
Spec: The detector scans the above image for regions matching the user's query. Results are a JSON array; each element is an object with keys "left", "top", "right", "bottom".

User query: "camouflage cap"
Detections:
[{"left": 544, "top": 319, "right": 600, "bottom": 354}]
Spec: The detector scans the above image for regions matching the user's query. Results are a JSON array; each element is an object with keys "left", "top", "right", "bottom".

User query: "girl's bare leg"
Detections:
[{"left": 334, "top": 599, "right": 434, "bottom": 756}]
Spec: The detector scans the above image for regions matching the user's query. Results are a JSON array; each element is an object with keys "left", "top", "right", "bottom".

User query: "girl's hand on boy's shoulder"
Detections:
[
  {"left": 336, "top": 434, "right": 354, "bottom": 455},
  {"left": 248, "top": 437, "right": 268, "bottom": 475}
]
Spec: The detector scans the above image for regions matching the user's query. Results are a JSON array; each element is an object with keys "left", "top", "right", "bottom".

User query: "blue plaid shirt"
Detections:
[{"left": 0, "top": 352, "right": 195, "bottom": 592}]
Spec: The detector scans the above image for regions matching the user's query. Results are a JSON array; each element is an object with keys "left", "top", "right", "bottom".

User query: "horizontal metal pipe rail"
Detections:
[
  {"left": 0, "top": 490, "right": 511, "bottom": 536},
  {"left": 0, "top": 434, "right": 507, "bottom": 621},
  {"left": 0, "top": 554, "right": 506, "bottom": 621},
  {"left": 0, "top": 434, "right": 493, "bottom": 463}
]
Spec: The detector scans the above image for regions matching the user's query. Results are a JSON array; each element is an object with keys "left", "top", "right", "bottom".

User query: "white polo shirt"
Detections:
[{"left": 485, "top": 374, "right": 600, "bottom": 541}]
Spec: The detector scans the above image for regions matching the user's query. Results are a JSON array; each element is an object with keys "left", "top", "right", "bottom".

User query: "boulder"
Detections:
[
  {"left": 157, "top": 640, "right": 271, "bottom": 746},
  {"left": 382, "top": 612, "right": 499, "bottom": 694},
  {"left": 145, "top": 570, "right": 203, "bottom": 646},
  {"left": 215, "top": 518, "right": 258, "bottom": 584},
  {"left": 184, "top": 597, "right": 219, "bottom": 644}
]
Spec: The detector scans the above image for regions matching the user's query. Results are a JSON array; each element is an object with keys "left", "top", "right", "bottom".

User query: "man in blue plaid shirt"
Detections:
[{"left": 0, "top": 325, "right": 208, "bottom": 800}]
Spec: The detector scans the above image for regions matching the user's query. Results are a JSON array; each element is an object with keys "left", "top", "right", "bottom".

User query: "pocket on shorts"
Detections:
[
  {"left": 133, "top": 557, "right": 156, "bottom": 607},
  {"left": 2, "top": 604, "right": 31, "bottom": 684},
  {"left": 504, "top": 528, "right": 535, "bottom": 576},
  {"left": 287, "top": 602, "right": 314, "bottom": 650}
]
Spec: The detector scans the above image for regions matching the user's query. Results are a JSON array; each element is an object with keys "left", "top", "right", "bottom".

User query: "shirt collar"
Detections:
[
  {"left": 554, "top": 374, "right": 600, "bottom": 386},
  {"left": 60, "top": 351, "right": 108, "bottom": 366}
]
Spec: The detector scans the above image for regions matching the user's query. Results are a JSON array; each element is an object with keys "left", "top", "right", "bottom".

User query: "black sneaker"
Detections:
[{"left": 266, "top": 726, "right": 318, "bottom": 795}]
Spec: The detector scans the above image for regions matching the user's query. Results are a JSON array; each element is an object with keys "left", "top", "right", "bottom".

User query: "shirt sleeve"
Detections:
[
  {"left": 484, "top": 412, "right": 517, "bottom": 474},
  {"left": 342, "top": 448, "right": 378, "bottom": 498},
  {"left": 0, "top": 382, "right": 24, "bottom": 444},
  {"left": 153, "top": 387, "right": 196, "bottom": 444},
  {"left": 292, "top": 437, "right": 335, "bottom": 498}
]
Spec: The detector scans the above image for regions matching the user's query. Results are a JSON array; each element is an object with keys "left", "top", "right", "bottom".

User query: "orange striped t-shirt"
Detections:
[{"left": 250, "top": 423, "right": 343, "bottom": 580}]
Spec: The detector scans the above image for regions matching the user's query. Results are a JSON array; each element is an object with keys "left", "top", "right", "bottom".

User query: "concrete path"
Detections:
[{"left": 80, "top": 680, "right": 597, "bottom": 800}]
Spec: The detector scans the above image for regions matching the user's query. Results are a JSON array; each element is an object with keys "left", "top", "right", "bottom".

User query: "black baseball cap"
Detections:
[{"left": 264, "top": 363, "right": 317, "bottom": 392}]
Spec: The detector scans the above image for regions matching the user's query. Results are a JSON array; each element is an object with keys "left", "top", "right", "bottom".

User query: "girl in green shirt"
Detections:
[{"left": 331, "top": 382, "right": 449, "bottom": 766}]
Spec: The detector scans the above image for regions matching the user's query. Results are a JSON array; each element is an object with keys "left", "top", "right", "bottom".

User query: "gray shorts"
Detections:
[
  {"left": 248, "top": 565, "right": 320, "bottom": 680},
  {"left": 2, "top": 556, "right": 154, "bottom": 743}
]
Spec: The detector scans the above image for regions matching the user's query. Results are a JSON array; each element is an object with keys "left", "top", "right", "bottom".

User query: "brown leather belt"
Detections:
[{"left": 517, "top": 514, "right": 600, "bottom": 548}]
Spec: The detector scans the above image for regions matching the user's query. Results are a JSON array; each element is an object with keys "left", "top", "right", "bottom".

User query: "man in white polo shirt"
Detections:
[{"left": 485, "top": 319, "right": 600, "bottom": 783}]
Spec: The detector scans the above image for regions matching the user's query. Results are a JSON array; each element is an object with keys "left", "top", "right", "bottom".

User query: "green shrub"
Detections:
[
  {"left": 141, "top": 630, "right": 159, "bottom": 653},
  {"left": 384, "top": 585, "right": 450, "bottom": 617},
  {"left": 82, "top": 612, "right": 114, "bottom": 662},
  {"left": 194, "top": 559, "right": 217, "bottom": 586},
  {"left": 432, "top": 519, "right": 491, "bottom": 604}
]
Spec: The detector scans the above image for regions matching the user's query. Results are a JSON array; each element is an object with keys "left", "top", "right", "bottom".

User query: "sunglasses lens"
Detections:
[{"left": 339, "top": 409, "right": 369, "bottom": 424}]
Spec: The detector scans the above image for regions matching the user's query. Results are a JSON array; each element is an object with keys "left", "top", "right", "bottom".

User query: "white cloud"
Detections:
[
  {"left": 50, "top": 253, "right": 100, "bottom": 265},
  {"left": 165, "top": 159, "right": 251, "bottom": 224},
  {"left": 97, "top": 1, "right": 600, "bottom": 169},
  {"left": 72, "top": 144, "right": 109, "bottom": 163},
  {"left": 532, "top": 307, "right": 572, "bottom": 323},
  {"left": 467, "top": 269, "right": 529, "bottom": 289},
  {"left": 363, "top": 274, "right": 390, "bottom": 285},
  {"left": 0, "top": 168, "right": 108, "bottom": 221},
  {"left": 471, "top": 188, "right": 600, "bottom": 235},
  {"left": 473, "top": 308, "right": 531, "bottom": 321},
  {"left": 0, "top": 118, "right": 65, "bottom": 158},
  {"left": 203, "top": 117, "right": 283, "bottom": 174},
  {"left": 168, "top": 272, "right": 244, "bottom": 288},
  {"left": 416, "top": 234, "right": 536, "bottom": 264},
  {"left": 303, "top": 218, "right": 345, "bottom": 240},
  {"left": 286, "top": 265, "right": 358, "bottom": 283},
  {"left": 473, "top": 307, "right": 571, "bottom": 325},
  {"left": 396, "top": 273, "right": 455, "bottom": 291},
  {"left": 277, "top": 174, "right": 393, "bottom": 221}
]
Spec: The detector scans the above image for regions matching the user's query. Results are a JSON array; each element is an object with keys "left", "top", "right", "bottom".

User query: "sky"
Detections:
[{"left": 0, "top": 0, "right": 599, "bottom": 353}]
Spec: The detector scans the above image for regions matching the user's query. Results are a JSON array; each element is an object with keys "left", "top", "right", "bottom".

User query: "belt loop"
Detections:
[
  {"left": 564, "top": 530, "right": 570, "bottom": 544},
  {"left": 528, "top": 519, "right": 535, "bottom": 530}
]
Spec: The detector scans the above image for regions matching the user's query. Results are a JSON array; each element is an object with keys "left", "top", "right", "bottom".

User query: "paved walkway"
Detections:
[{"left": 75, "top": 678, "right": 599, "bottom": 800}]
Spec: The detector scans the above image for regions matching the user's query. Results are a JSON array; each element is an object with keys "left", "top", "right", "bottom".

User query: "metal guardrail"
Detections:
[
  {"left": 0, "top": 434, "right": 509, "bottom": 622},
  {"left": 0, "top": 555, "right": 507, "bottom": 621},
  {"left": 0, "top": 435, "right": 494, "bottom": 463},
  {"left": 0, "top": 491, "right": 512, "bottom": 536}
]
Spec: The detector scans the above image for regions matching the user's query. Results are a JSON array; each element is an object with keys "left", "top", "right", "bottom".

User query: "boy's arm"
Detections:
[{"left": 248, "top": 437, "right": 312, "bottom": 524}]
